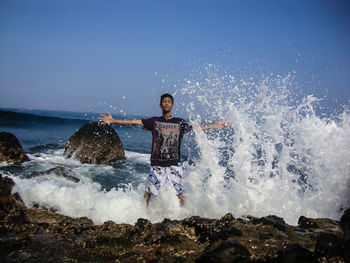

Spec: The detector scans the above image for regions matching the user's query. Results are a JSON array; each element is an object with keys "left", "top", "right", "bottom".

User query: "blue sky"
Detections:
[{"left": 1, "top": 0, "right": 349, "bottom": 116}]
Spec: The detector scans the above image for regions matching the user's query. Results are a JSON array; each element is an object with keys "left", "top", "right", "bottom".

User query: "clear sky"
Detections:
[{"left": 1, "top": 0, "right": 349, "bottom": 116}]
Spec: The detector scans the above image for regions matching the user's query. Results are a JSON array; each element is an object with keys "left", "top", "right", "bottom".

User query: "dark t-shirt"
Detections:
[{"left": 142, "top": 116, "right": 192, "bottom": 167}]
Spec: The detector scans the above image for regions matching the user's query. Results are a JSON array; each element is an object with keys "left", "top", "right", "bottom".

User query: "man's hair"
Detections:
[{"left": 160, "top": 93, "right": 174, "bottom": 104}]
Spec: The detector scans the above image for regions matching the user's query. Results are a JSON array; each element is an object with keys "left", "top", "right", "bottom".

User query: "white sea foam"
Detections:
[
  {"left": 5, "top": 68, "right": 350, "bottom": 225},
  {"left": 125, "top": 150, "right": 150, "bottom": 164},
  {"left": 0, "top": 162, "right": 10, "bottom": 167},
  {"left": 176, "top": 68, "right": 350, "bottom": 224}
]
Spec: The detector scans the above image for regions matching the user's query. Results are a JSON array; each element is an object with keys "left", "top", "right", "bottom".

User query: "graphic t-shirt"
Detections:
[{"left": 142, "top": 116, "right": 192, "bottom": 166}]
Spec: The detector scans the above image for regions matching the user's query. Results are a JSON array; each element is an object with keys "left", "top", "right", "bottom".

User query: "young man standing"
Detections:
[{"left": 99, "top": 93, "right": 227, "bottom": 206}]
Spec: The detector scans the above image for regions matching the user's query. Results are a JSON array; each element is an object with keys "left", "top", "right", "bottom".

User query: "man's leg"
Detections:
[
  {"left": 177, "top": 193, "right": 184, "bottom": 206},
  {"left": 144, "top": 191, "right": 151, "bottom": 207},
  {"left": 167, "top": 165, "right": 184, "bottom": 207},
  {"left": 144, "top": 166, "right": 164, "bottom": 207}
]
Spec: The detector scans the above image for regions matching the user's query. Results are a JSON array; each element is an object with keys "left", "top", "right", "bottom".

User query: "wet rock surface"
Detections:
[
  {"left": 64, "top": 122, "right": 125, "bottom": 165},
  {"left": 0, "top": 132, "right": 29, "bottom": 165},
  {"left": 340, "top": 208, "right": 350, "bottom": 262},
  {"left": 0, "top": 174, "right": 348, "bottom": 262}
]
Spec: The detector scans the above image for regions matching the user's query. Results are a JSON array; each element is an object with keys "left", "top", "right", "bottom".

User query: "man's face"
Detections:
[{"left": 160, "top": 97, "right": 173, "bottom": 113}]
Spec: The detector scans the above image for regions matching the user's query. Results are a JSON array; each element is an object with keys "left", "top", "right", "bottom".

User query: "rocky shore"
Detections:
[{"left": 0, "top": 174, "right": 349, "bottom": 263}]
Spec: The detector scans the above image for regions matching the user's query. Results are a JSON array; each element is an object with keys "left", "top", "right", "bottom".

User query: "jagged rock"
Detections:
[
  {"left": 0, "top": 175, "right": 348, "bottom": 262},
  {"left": 0, "top": 132, "right": 29, "bottom": 164},
  {"left": 183, "top": 215, "right": 242, "bottom": 243},
  {"left": 315, "top": 233, "right": 344, "bottom": 258},
  {"left": 64, "top": 122, "right": 125, "bottom": 164},
  {"left": 298, "top": 216, "right": 319, "bottom": 229},
  {"left": 135, "top": 217, "right": 152, "bottom": 230},
  {"left": 0, "top": 173, "right": 15, "bottom": 195},
  {"left": 340, "top": 208, "right": 350, "bottom": 261},
  {"left": 28, "top": 166, "right": 80, "bottom": 183},
  {"left": 340, "top": 208, "right": 350, "bottom": 242},
  {"left": 182, "top": 216, "right": 217, "bottom": 243},
  {"left": 259, "top": 233, "right": 273, "bottom": 241},
  {"left": 274, "top": 243, "right": 314, "bottom": 263},
  {"left": 0, "top": 174, "right": 27, "bottom": 223},
  {"left": 197, "top": 240, "right": 251, "bottom": 263},
  {"left": 250, "top": 215, "right": 286, "bottom": 232}
]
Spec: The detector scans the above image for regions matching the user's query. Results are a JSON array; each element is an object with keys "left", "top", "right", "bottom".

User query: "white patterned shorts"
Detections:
[{"left": 145, "top": 164, "right": 184, "bottom": 196}]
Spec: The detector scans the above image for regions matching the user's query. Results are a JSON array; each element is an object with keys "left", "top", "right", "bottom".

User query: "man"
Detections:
[{"left": 99, "top": 93, "right": 227, "bottom": 206}]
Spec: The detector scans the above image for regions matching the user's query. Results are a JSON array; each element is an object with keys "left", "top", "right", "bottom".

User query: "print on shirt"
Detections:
[{"left": 153, "top": 121, "right": 180, "bottom": 161}]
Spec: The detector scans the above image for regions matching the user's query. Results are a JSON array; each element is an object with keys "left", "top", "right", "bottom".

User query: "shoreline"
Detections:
[{"left": 1, "top": 174, "right": 348, "bottom": 262}]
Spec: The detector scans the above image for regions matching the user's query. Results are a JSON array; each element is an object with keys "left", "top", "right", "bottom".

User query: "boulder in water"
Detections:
[
  {"left": 64, "top": 122, "right": 125, "bottom": 164},
  {"left": 28, "top": 166, "right": 80, "bottom": 183},
  {"left": 0, "top": 132, "right": 29, "bottom": 165}
]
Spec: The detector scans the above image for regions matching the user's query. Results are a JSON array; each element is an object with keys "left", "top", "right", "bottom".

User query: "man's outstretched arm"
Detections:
[
  {"left": 99, "top": 112, "right": 142, "bottom": 125},
  {"left": 200, "top": 120, "right": 229, "bottom": 131}
]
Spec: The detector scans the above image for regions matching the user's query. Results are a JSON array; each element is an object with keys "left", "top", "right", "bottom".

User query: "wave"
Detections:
[
  {"left": 0, "top": 110, "right": 89, "bottom": 127},
  {"left": 29, "top": 143, "right": 63, "bottom": 153},
  {"left": 2, "top": 68, "right": 350, "bottom": 226},
  {"left": 174, "top": 67, "right": 350, "bottom": 225}
]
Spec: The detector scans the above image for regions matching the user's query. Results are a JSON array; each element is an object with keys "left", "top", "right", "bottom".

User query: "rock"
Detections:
[
  {"left": 315, "top": 233, "right": 344, "bottom": 258},
  {"left": 340, "top": 208, "right": 350, "bottom": 261},
  {"left": 135, "top": 218, "right": 152, "bottom": 230},
  {"left": 274, "top": 243, "right": 314, "bottom": 263},
  {"left": 0, "top": 173, "right": 15, "bottom": 195},
  {"left": 0, "top": 176, "right": 349, "bottom": 262},
  {"left": 340, "top": 208, "right": 350, "bottom": 242},
  {"left": 183, "top": 216, "right": 242, "bottom": 243},
  {"left": 259, "top": 233, "right": 273, "bottom": 241},
  {"left": 197, "top": 240, "right": 251, "bottom": 263},
  {"left": 250, "top": 215, "right": 286, "bottom": 232},
  {"left": 64, "top": 122, "right": 125, "bottom": 164},
  {"left": 298, "top": 216, "right": 319, "bottom": 229},
  {"left": 0, "top": 174, "right": 27, "bottom": 223},
  {"left": 28, "top": 166, "right": 80, "bottom": 183},
  {"left": 0, "top": 132, "right": 29, "bottom": 164}
]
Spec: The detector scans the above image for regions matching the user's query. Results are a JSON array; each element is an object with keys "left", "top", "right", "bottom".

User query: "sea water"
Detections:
[{"left": 0, "top": 70, "right": 349, "bottom": 225}]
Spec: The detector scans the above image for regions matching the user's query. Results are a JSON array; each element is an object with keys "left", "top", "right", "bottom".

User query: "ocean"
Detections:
[{"left": 1, "top": 74, "right": 349, "bottom": 226}]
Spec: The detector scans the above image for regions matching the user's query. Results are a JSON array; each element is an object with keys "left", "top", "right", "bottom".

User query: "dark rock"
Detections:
[
  {"left": 340, "top": 208, "right": 350, "bottom": 261},
  {"left": 197, "top": 240, "right": 251, "bottom": 263},
  {"left": 0, "top": 173, "right": 15, "bottom": 195},
  {"left": 251, "top": 215, "right": 286, "bottom": 232},
  {"left": 12, "top": 192, "right": 24, "bottom": 204},
  {"left": 315, "top": 233, "right": 344, "bottom": 258},
  {"left": 219, "top": 221, "right": 243, "bottom": 240},
  {"left": 259, "top": 233, "right": 273, "bottom": 241},
  {"left": 0, "top": 132, "right": 29, "bottom": 164},
  {"left": 4, "top": 205, "right": 27, "bottom": 225},
  {"left": 298, "top": 216, "right": 319, "bottom": 229},
  {"left": 135, "top": 218, "right": 152, "bottom": 230},
  {"left": 340, "top": 208, "right": 350, "bottom": 242},
  {"left": 183, "top": 216, "right": 242, "bottom": 243},
  {"left": 274, "top": 243, "right": 314, "bottom": 263},
  {"left": 0, "top": 174, "right": 348, "bottom": 263},
  {"left": 0, "top": 174, "right": 27, "bottom": 223},
  {"left": 28, "top": 166, "right": 80, "bottom": 183},
  {"left": 221, "top": 213, "right": 235, "bottom": 221},
  {"left": 159, "top": 234, "right": 184, "bottom": 245},
  {"left": 64, "top": 122, "right": 125, "bottom": 164},
  {"left": 174, "top": 257, "right": 186, "bottom": 263}
]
